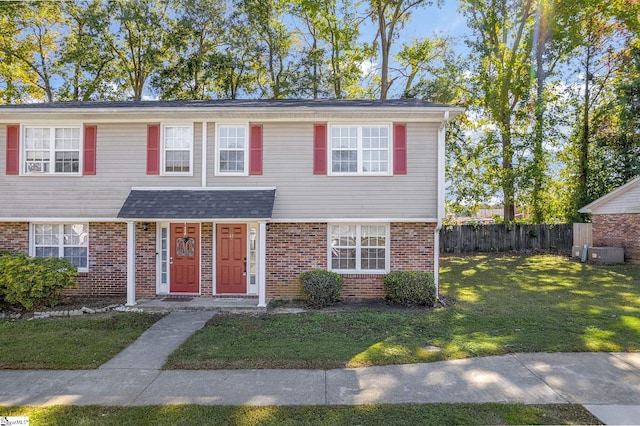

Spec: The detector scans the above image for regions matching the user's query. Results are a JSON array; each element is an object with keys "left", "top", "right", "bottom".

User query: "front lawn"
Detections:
[
  {"left": 0, "top": 313, "right": 163, "bottom": 369},
  {"left": 0, "top": 403, "right": 602, "bottom": 425},
  {"left": 166, "top": 255, "right": 640, "bottom": 369}
]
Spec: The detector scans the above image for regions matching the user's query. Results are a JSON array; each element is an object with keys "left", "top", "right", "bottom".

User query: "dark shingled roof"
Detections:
[
  {"left": 0, "top": 98, "right": 454, "bottom": 110},
  {"left": 117, "top": 189, "right": 276, "bottom": 219}
]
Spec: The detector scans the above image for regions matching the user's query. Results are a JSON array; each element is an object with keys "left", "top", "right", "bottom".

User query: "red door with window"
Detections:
[
  {"left": 170, "top": 223, "right": 200, "bottom": 293},
  {"left": 216, "top": 224, "right": 247, "bottom": 293}
]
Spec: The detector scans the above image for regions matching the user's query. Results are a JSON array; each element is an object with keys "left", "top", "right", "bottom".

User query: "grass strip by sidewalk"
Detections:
[
  {"left": 0, "top": 403, "right": 602, "bottom": 425},
  {"left": 0, "top": 313, "right": 163, "bottom": 369},
  {"left": 166, "top": 254, "right": 640, "bottom": 370}
]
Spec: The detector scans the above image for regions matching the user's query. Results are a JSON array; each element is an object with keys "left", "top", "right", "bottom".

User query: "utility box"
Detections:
[
  {"left": 588, "top": 247, "right": 625, "bottom": 264},
  {"left": 572, "top": 245, "right": 586, "bottom": 258}
]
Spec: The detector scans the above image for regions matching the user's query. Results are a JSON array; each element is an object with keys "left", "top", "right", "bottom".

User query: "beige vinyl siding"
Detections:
[
  {"left": 207, "top": 122, "right": 438, "bottom": 219},
  {"left": 0, "top": 123, "right": 202, "bottom": 218},
  {"left": 590, "top": 183, "right": 640, "bottom": 214},
  {"left": 1, "top": 120, "right": 437, "bottom": 219}
]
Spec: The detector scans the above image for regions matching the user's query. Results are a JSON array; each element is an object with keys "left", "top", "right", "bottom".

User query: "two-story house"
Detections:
[{"left": 0, "top": 99, "right": 462, "bottom": 307}]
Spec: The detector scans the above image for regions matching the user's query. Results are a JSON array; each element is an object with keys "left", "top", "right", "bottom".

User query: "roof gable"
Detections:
[{"left": 579, "top": 176, "right": 640, "bottom": 214}]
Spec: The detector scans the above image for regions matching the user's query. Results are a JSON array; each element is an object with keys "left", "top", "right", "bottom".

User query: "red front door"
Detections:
[
  {"left": 216, "top": 224, "right": 247, "bottom": 294},
  {"left": 170, "top": 223, "right": 200, "bottom": 293}
]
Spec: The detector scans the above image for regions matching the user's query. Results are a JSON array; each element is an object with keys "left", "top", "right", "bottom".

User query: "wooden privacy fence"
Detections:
[{"left": 439, "top": 223, "right": 574, "bottom": 254}]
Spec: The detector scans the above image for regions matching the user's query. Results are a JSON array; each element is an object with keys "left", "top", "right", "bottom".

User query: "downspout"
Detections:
[
  {"left": 126, "top": 221, "right": 136, "bottom": 306},
  {"left": 434, "top": 111, "right": 449, "bottom": 298}
]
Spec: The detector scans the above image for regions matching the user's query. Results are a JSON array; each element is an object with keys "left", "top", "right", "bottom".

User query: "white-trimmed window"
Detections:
[
  {"left": 329, "top": 125, "right": 391, "bottom": 175},
  {"left": 23, "top": 126, "right": 81, "bottom": 174},
  {"left": 329, "top": 224, "right": 389, "bottom": 273},
  {"left": 162, "top": 124, "right": 193, "bottom": 174},
  {"left": 31, "top": 223, "right": 89, "bottom": 272},
  {"left": 217, "top": 124, "right": 248, "bottom": 175}
]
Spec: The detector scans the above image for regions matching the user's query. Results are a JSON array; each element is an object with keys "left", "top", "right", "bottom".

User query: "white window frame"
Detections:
[
  {"left": 328, "top": 124, "right": 392, "bottom": 176},
  {"left": 30, "top": 223, "right": 89, "bottom": 272},
  {"left": 21, "top": 125, "right": 83, "bottom": 176},
  {"left": 215, "top": 123, "right": 249, "bottom": 176},
  {"left": 328, "top": 223, "right": 390, "bottom": 274},
  {"left": 161, "top": 124, "right": 194, "bottom": 176}
]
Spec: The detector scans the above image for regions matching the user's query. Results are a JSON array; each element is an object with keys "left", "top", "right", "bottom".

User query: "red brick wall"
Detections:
[
  {"left": 265, "top": 222, "right": 436, "bottom": 300},
  {"left": 0, "top": 222, "right": 28, "bottom": 253},
  {"left": 266, "top": 223, "right": 327, "bottom": 299},
  {"left": 135, "top": 222, "right": 157, "bottom": 298},
  {"left": 72, "top": 222, "right": 127, "bottom": 296},
  {"left": 201, "top": 223, "right": 213, "bottom": 296},
  {"left": 593, "top": 214, "right": 640, "bottom": 263}
]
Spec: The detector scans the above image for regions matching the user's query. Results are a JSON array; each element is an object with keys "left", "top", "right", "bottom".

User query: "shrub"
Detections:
[
  {"left": 384, "top": 271, "right": 436, "bottom": 307},
  {"left": 299, "top": 269, "right": 343, "bottom": 308},
  {"left": 0, "top": 252, "right": 78, "bottom": 311}
]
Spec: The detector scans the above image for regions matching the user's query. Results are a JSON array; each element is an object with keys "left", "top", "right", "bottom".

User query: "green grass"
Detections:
[
  {"left": 0, "top": 403, "right": 602, "bottom": 425},
  {"left": 0, "top": 313, "right": 163, "bottom": 369},
  {"left": 166, "top": 254, "right": 640, "bottom": 369}
]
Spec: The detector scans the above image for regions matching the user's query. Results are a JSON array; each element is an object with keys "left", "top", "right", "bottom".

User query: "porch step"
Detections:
[{"left": 132, "top": 297, "right": 267, "bottom": 313}]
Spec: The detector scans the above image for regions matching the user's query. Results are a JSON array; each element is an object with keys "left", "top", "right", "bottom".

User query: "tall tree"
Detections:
[
  {"left": 235, "top": 0, "right": 296, "bottom": 99},
  {"left": 366, "top": 0, "right": 431, "bottom": 99},
  {"left": 0, "top": 1, "right": 65, "bottom": 102},
  {"left": 461, "top": 0, "right": 536, "bottom": 221},
  {"left": 58, "top": 0, "right": 121, "bottom": 101},
  {"left": 152, "top": 0, "right": 227, "bottom": 99},
  {"left": 104, "top": 0, "right": 169, "bottom": 101}
]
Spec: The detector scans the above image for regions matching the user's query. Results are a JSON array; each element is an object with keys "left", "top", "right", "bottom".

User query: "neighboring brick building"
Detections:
[
  {"left": 0, "top": 100, "right": 462, "bottom": 306},
  {"left": 580, "top": 176, "right": 640, "bottom": 263}
]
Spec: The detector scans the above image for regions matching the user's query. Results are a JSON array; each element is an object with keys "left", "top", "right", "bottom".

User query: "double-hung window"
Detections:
[
  {"left": 329, "top": 125, "right": 391, "bottom": 175},
  {"left": 23, "top": 126, "right": 81, "bottom": 174},
  {"left": 31, "top": 223, "right": 89, "bottom": 272},
  {"left": 162, "top": 125, "right": 193, "bottom": 174},
  {"left": 217, "top": 124, "right": 248, "bottom": 175},
  {"left": 329, "top": 224, "right": 389, "bottom": 273}
]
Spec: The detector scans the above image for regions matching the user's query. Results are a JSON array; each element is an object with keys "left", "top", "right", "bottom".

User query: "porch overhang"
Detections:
[{"left": 117, "top": 189, "right": 276, "bottom": 220}]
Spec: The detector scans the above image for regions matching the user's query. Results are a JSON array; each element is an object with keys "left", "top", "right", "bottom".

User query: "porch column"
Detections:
[
  {"left": 126, "top": 221, "right": 137, "bottom": 306},
  {"left": 258, "top": 221, "right": 267, "bottom": 307}
]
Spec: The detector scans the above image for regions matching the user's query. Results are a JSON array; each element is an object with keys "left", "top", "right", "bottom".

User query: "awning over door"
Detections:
[{"left": 117, "top": 189, "right": 276, "bottom": 220}]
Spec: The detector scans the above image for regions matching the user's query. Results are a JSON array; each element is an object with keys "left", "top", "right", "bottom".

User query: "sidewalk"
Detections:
[{"left": 0, "top": 312, "right": 639, "bottom": 425}]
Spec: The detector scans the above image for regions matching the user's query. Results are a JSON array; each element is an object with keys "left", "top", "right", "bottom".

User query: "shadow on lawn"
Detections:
[{"left": 433, "top": 254, "right": 640, "bottom": 359}]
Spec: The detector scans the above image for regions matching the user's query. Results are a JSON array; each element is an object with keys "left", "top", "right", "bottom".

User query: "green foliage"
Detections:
[
  {"left": 384, "top": 271, "right": 436, "bottom": 307},
  {"left": 0, "top": 252, "right": 78, "bottom": 311},
  {"left": 298, "top": 269, "right": 343, "bottom": 308}
]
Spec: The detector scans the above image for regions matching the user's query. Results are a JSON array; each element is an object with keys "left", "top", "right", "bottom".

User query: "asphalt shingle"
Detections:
[{"left": 117, "top": 189, "right": 276, "bottom": 219}]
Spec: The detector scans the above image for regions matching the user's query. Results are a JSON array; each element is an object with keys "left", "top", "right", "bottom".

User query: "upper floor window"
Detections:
[
  {"left": 162, "top": 125, "right": 193, "bottom": 175},
  {"left": 329, "top": 125, "right": 391, "bottom": 175},
  {"left": 23, "top": 126, "right": 81, "bottom": 175},
  {"left": 31, "top": 223, "right": 89, "bottom": 272},
  {"left": 217, "top": 124, "right": 248, "bottom": 175},
  {"left": 329, "top": 224, "right": 389, "bottom": 273}
]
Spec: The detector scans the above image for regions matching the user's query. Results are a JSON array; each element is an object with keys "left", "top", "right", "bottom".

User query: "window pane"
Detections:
[
  {"left": 64, "top": 247, "right": 88, "bottom": 268},
  {"left": 64, "top": 224, "right": 88, "bottom": 246},
  {"left": 35, "top": 224, "right": 59, "bottom": 245},
  {"left": 165, "top": 150, "right": 190, "bottom": 173},
  {"left": 55, "top": 151, "right": 79, "bottom": 173},
  {"left": 36, "top": 246, "right": 59, "bottom": 258},
  {"left": 331, "top": 150, "right": 357, "bottom": 173}
]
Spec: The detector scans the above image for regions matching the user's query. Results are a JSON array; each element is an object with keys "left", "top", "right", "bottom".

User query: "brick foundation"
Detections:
[
  {"left": 265, "top": 222, "right": 437, "bottom": 300},
  {"left": 592, "top": 214, "right": 640, "bottom": 263}
]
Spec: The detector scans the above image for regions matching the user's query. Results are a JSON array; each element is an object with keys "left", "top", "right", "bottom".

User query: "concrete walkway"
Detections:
[{"left": 0, "top": 312, "right": 639, "bottom": 425}]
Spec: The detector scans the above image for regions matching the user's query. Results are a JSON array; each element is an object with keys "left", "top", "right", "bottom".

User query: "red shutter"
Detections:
[
  {"left": 313, "top": 123, "right": 327, "bottom": 175},
  {"left": 5, "top": 125, "right": 19, "bottom": 175},
  {"left": 249, "top": 124, "right": 263, "bottom": 175},
  {"left": 393, "top": 123, "right": 407, "bottom": 175},
  {"left": 83, "top": 125, "right": 97, "bottom": 175},
  {"left": 147, "top": 124, "right": 160, "bottom": 175}
]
